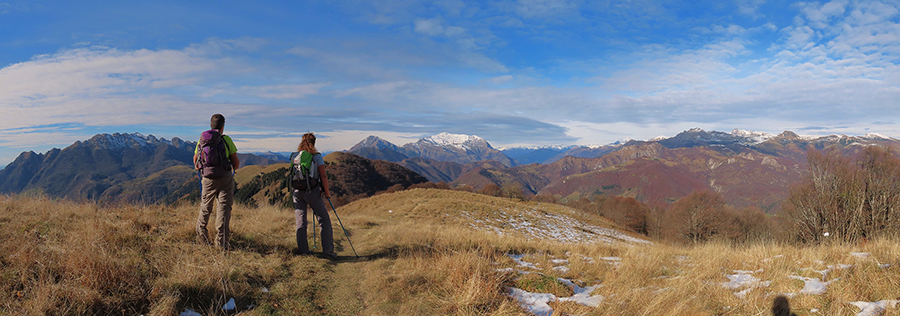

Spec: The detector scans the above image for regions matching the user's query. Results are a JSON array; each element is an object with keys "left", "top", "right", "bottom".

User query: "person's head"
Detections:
[
  {"left": 210, "top": 114, "right": 225, "bottom": 131},
  {"left": 297, "top": 133, "right": 319, "bottom": 154}
]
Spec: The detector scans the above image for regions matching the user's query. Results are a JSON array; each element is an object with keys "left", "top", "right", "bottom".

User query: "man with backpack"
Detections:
[
  {"left": 194, "top": 113, "right": 240, "bottom": 250},
  {"left": 291, "top": 132, "right": 335, "bottom": 258}
]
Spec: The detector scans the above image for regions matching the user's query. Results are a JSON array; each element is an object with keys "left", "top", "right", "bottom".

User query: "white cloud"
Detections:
[
  {"left": 243, "top": 84, "right": 330, "bottom": 100},
  {"left": 0, "top": 48, "right": 217, "bottom": 105},
  {"left": 735, "top": 0, "right": 766, "bottom": 19},
  {"left": 414, "top": 17, "right": 445, "bottom": 36},
  {"left": 231, "top": 130, "right": 422, "bottom": 153},
  {"left": 0, "top": 128, "right": 91, "bottom": 149},
  {"left": 515, "top": 0, "right": 579, "bottom": 19},
  {"left": 185, "top": 37, "right": 268, "bottom": 56},
  {"left": 485, "top": 75, "right": 514, "bottom": 85}
]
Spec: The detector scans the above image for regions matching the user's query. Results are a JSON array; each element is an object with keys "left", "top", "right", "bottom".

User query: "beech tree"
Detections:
[
  {"left": 478, "top": 183, "right": 502, "bottom": 197},
  {"left": 599, "top": 196, "right": 650, "bottom": 235},
  {"left": 665, "top": 190, "right": 729, "bottom": 243}
]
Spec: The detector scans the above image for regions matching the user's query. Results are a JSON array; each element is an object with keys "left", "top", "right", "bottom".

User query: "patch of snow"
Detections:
[
  {"left": 557, "top": 281, "right": 603, "bottom": 307},
  {"left": 789, "top": 275, "right": 838, "bottom": 295},
  {"left": 550, "top": 259, "right": 569, "bottom": 265},
  {"left": 731, "top": 129, "right": 775, "bottom": 144},
  {"left": 601, "top": 256, "right": 623, "bottom": 268},
  {"left": 734, "top": 288, "right": 753, "bottom": 299},
  {"left": 508, "top": 287, "right": 556, "bottom": 316},
  {"left": 862, "top": 133, "right": 891, "bottom": 140},
  {"left": 465, "top": 208, "right": 651, "bottom": 245},
  {"left": 420, "top": 132, "right": 485, "bottom": 150},
  {"left": 552, "top": 266, "right": 570, "bottom": 274},
  {"left": 851, "top": 252, "right": 870, "bottom": 258},
  {"left": 849, "top": 300, "right": 899, "bottom": 316},
  {"left": 829, "top": 263, "right": 853, "bottom": 270},
  {"left": 509, "top": 254, "right": 541, "bottom": 270},
  {"left": 722, "top": 270, "right": 769, "bottom": 290},
  {"left": 600, "top": 256, "right": 622, "bottom": 261}
]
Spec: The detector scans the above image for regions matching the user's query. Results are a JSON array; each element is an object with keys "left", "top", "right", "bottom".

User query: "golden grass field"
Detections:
[{"left": 1, "top": 189, "right": 899, "bottom": 315}]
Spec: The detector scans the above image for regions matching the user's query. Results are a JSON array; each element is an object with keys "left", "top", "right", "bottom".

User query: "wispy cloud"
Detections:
[{"left": 3, "top": 0, "right": 900, "bottom": 166}]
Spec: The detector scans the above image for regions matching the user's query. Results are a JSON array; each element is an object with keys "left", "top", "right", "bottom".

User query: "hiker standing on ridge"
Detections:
[
  {"left": 291, "top": 133, "right": 336, "bottom": 258},
  {"left": 194, "top": 113, "right": 240, "bottom": 250}
]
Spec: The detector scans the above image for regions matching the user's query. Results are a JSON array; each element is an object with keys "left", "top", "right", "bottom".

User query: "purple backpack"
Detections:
[{"left": 197, "top": 129, "right": 231, "bottom": 178}]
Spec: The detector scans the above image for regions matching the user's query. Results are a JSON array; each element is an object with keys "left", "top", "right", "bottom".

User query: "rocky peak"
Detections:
[{"left": 349, "top": 135, "right": 401, "bottom": 152}]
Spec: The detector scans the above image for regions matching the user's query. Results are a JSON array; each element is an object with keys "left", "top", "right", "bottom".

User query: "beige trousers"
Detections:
[{"left": 197, "top": 173, "right": 234, "bottom": 249}]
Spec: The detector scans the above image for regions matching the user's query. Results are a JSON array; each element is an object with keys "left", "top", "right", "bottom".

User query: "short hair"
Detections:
[{"left": 210, "top": 114, "right": 225, "bottom": 130}]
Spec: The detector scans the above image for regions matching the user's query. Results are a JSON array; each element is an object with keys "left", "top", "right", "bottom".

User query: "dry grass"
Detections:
[{"left": 1, "top": 189, "right": 900, "bottom": 315}]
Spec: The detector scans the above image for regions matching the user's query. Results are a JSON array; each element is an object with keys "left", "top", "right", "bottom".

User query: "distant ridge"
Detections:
[
  {"left": 345, "top": 128, "right": 900, "bottom": 213},
  {"left": 0, "top": 132, "right": 286, "bottom": 203}
]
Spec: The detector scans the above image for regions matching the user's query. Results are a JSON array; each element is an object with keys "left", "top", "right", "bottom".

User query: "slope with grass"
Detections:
[{"left": 2, "top": 190, "right": 899, "bottom": 316}]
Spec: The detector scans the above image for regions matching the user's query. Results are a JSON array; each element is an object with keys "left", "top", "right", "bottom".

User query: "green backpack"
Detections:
[{"left": 290, "top": 151, "right": 320, "bottom": 191}]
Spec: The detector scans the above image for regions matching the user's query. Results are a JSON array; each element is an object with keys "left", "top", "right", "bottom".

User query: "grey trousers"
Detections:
[
  {"left": 293, "top": 187, "right": 334, "bottom": 254},
  {"left": 197, "top": 173, "right": 234, "bottom": 249}
]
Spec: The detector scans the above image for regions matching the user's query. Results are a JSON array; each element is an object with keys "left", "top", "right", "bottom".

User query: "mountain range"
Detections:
[
  {"left": 347, "top": 129, "right": 900, "bottom": 212},
  {"left": 0, "top": 133, "right": 287, "bottom": 203},
  {"left": 2, "top": 129, "right": 898, "bottom": 213}
]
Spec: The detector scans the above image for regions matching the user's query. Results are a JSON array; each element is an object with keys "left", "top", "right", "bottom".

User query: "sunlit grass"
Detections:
[{"left": 1, "top": 190, "right": 899, "bottom": 315}]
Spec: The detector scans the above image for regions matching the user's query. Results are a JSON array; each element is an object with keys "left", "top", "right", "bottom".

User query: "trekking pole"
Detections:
[
  {"left": 312, "top": 211, "right": 318, "bottom": 250},
  {"left": 326, "top": 197, "right": 359, "bottom": 258}
]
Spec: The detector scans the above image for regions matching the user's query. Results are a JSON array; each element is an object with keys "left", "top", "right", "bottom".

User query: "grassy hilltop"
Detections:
[{"left": 1, "top": 189, "right": 899, "bottom": 315}]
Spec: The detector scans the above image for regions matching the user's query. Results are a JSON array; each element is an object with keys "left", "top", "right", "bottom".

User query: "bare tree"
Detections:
[{"left": 786, "top": 147, "right": 900, "bottom": 243}]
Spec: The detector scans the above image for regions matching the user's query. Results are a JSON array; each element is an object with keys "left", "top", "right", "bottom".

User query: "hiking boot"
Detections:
[
  {"left": 323, "top": 252, "right": 337, "bottom": 259},
  {"left": 292, "top": 248, "right": 312, "bottom": 256}
]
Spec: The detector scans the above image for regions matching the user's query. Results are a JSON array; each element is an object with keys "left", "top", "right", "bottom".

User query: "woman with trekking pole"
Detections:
[{"left": 290, "top": 133, "right": 337, "bottom": 258}]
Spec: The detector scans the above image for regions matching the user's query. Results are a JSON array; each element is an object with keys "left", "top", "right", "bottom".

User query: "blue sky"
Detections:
[{"left": 1, "top": 0, "right": 899, "bottom": 166}]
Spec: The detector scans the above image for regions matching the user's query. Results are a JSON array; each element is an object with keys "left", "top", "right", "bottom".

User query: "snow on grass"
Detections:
[
  {"left": 509, "top": 254, "right": 541, "bottom": 270},
  {"left": 722, "top": 269, "right": 770, "bottom": 290},
  {"left": 508, "top": 287, "right": 556, "bottom": 316},
  {"left": 462, "top": 208, "right": 651, "bottom": 245},
  {"left": 555, "top": 278, "right": 603, "bottom": 307},
  {"left": 789, "top": 275, "right": 838, "bottom": 295},
  {"left": 850, "top": 300, "right": 900, "bottom": 316},
  {"left": 507, "top": 279, "right": 603, "bottom": 315},
  {"left": 503, "top": 249, "right": 898, "bottom": 315},
  {"left": 501, "top": 253, "right": 603, "bottom": 315}
]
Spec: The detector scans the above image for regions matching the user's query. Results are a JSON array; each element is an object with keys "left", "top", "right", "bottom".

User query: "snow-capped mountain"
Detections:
[
  {"left": 414, "top": 132, "right": 491, "bottom": 151},
  {"left": 655, "top": 128, "right": 775, "bottom": 150},
  {"left": 730, "top": 129, "right": 775, "bottom": 144},
  {"left": 348, "top": 133, "right": 515, "bottom": 166},
  {"left": 402, "top": 133, "right": 514, "bottom": 166},
  {"left": 83, "top": 132, "right": 190, "bottom": 151}
]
